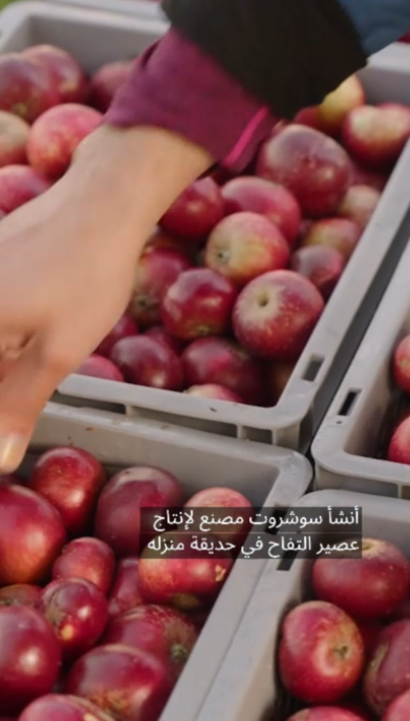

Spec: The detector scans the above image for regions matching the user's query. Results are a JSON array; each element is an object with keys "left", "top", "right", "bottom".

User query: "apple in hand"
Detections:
[
  {"left": 363, "top": 619, "right": 410, "bottom": 716},
  {"left": 88, "top": 60, "right": 134, "bottom": 112},
  {"left": 233, "top": 270, "right": 325, "bottom": 360},
  {"left": 22, "top": 44, "right": 88, "bottom": 104},
  {"left": 301, "top": 217, "right": 361, "bottom": 260},
  {"left": 0, "top": 53, "right": 58, "bottom": 122},
  {"left": 387, "top": 416, "right": 410, "bottom": 465},
  {"left": 313, "top": 538, "right": 410, "bottom": 620},
  {"left": 75, "top": 354, "right": 124, "bottom": 382},
  {"left": 107, "top": 557, "right": 144, "bottom": 619},
  {"left": 110, "top": 336, "right": 184, "bottom": 390},
  {"left": 284, "top": 708, "right": 368, "bottom": 721},
  {"left": 342, "top": 103, "right": 410, "bottom": 169},
  {"left": 29, "top": 446, "right": 105, "bottom": 537},
  {"left": 221, "top": 176, "right": 301, "bottom": 245},
  {"left": 393, "top": 335, "right": 410, "bottom": 395},
  {"left": 0, "top": 164, "right": 51, "bottom": 213},
  {"left": 290, "top": 246, "right": 345, "bottom": 299},
  {"left": 52, "top": 537, "right": 116, "bottom": 595},
  {"left": 0, "top": 110, "right": 29, "bottom": 167},
  {"left": 337, "top": 185, "right": 380, "bottom": 230},
  {"left": 185, "top": 383, "right": 244, "bottom": 403},
  {"left": 256, "top": 125, "right": 352, "bottom": 217},
  {"left": 161, "top": 268, "right": 237, "bottom": 340},
  {"left": 382, "top": 689, "right": 410, "bottom": 721},
  {"left": 160, "top": 177, "right": 225, "bottom": 241},
  {"left": 278, "top": 600, "right": 365, "bottom": 704},
  {"left": 204, "top": 211, "right": 290, "bottom": 287},
  {"left": 94, "top": 312, "right": 138, "bottom": 357}
]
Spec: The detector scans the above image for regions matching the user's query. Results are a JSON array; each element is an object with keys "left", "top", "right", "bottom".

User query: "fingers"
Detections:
[{"left": 0, "top": 337, "right": 72, "bottom": 473}]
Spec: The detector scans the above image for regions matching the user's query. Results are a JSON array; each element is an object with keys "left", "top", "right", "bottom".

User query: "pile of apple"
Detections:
[
  {"left": 277, "top": 537, "right": 410, "bottom": 721},
  {"left": 384, "top": 334, "right": 410, "bottom": 465},
  {"left": 0, "top": 445, "right": 252, "bottom": 720},
  {"left": 2, "top": 45, "right": 410, "bottom": 407}
]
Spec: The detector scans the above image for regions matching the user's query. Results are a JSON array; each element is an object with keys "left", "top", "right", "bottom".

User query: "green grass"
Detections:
[{"left": 0, "top": 0, "right": 20, "bottom": 9}]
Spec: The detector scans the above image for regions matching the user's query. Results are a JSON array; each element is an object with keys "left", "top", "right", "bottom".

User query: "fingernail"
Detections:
[{"left": 0, "top": 435, "right": 27, "bottom": 474}]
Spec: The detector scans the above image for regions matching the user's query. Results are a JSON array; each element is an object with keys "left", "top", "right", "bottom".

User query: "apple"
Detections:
[
  {"left": 88, "top": 60, "right": 134, "bottom": 112},
  {"left": 364, "top": 619, "right": 410, "bottom": 716},
  {"left": 160, "top": 177, "right": 225, "bottom": 241},
  {"left": 342, "top": 104, "right": 410, "bottom": 169},
  {"left": 382, "top": 689, "right": 410, "bottom": 721},
  {"left": 337, "top": 184, "right": 381, "bottom": 230},
  {"left": 40, "top": 577, "right": 108, "bottom": 662},
  {"left": 301, "top": 217, "right": 362, "bottom": 260},
  {"left": 94, "top": 465, "right": 184, "bottom": 557},
  {"left": 0, "top": 53, "right": 58, "bottom": 122},
  {"left": 387, "top": 416, "right": 410, "bottom": 465},
  {"left": 0, "top": 583, "right": 42, "bottom": 609},
  {"left": 278, "top": 600, "right": 365, "bottom": 704},
  {"left": 0, "top": 111, "right": 29, "bottom": 167},
  {"left": 267, "top": 361, "right": 295, "bottom": 404},
  {"left": 0, "top": 484, "right": 66, "bottom": 585},
  {"left": 204, "top": 211, "right": 290, "bottom": 286},
  {"left": 350, "top": 160, "right": 388, "bottom": 191},
  {"left": 144, "top": 325, "right": 185, "bottom": 355},
  {"left": 317, "top": 75, "right": 365, "bottom": 135},
  {"left": 221, "top": 176, "right": 301, "bottom": 245},
  {"left": 233, "top": 270, "right": 325, "bottom": 360},
  {"left": 110, "top": 335, "right": 184, "bottom": 390},
  {"left": 290, "top": 246, "right": 345, "bottom": 299},
  {"left": 393, "top": 335, "right": 410, "bottom": 395},
  {"left": 143, "top": 227, "right": 194, "bottom": 259},
  {"left": 129, "top": 247, "right": 191, "bottom": 328},
  {"left": 94, "top": 312, "right": 138, "bottom": 357},
  {"left": 389, "top": 599, "right": 410, "bottom": 622},
  {"left": 75, "top": 354, "right": 124, "bottom": 382},
  {"left": 181, "top": 336, "right": 266, "bottom": 405},
  {"left": 0, "top": 165, "right": 51, "bottom": 213},
  {"left": 161, "top": 268, "right": 237, "bottom": 340},
  {"left": 358, "top": 621, "right": 384, "bottom": 659},
  {"left": 185, "top": 486, "right": 252, "bottom": 546},
  {"left": 138, "top": 530, "right": 233, "bottom": 611},
  {"left": 52, "top": 537, "right": 116, "bottom": 595},
  {"left": 18, "top": 694, "right": 114, "bottom": 721},
  {"left": 107, "top": 557, "right": 144, "bottom": 619},
  {"left": 293, "top": 106, "right": 322, "bottom": 130},
  {"left": 103, "top": 604, "right": 198, "bottom": 682},
  {"left": 29, "top": 446, "right": 106, "bottom": 537},
  {"left": 27, "top": 103, "right": 102, "bottom": 179},
  {"left": 284, "top": 708, "right": 368, "bottom": 721},
  {"left": 256, "top": 125, "right": 352, "bottom": 217},
  {"left": 185, "top": 383, "right": 244, "bottom": 402},
  {"left": 22, "top": 44, "right": 88, "bottom": 104}
]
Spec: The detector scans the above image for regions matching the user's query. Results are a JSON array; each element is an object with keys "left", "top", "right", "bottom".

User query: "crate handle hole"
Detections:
[
  {"left": 337, "top": 389, "right": 361, "bottom": 417},
  {"left": 301, "top": 356, "right": 324, "bottom": 382}
]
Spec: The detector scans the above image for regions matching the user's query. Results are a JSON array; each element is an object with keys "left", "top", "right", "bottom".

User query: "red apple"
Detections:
[
  {"left": 110, "top": 335, "right": 184, "bottom": 390},
  {"left": 94, "top": 312, "right": 138, "bottom": 357},
  {"left": 18, "top": 694, "right": 114, "bottom": 721},
  {"left": 317, "top": 75, "right": 365, "bottom": 135},
  {"left": 103, "top": 604, "right": 198, "bottom": 682},
  {"left": 94, "top": 465, "right": 184, "bottom": 557},
  {"left": 0, "top": 53, "right": 58, "bottom": 122},
  {"left": 293, "top": 106, "right": 322, "bottom": 130},
  {"left": 339, "top": 699, "right": 374, "bottom": 721},
  {"left": 0, "top": 484, "right": 66, "bottom": 585},
  {"left": 161, "top": 268, "right": 237, "bottom": 340},
  {"left": 75, "top": 354, "right": 124, "bottom": 382},
  {"left": 256, "top": 125, "right": 352, "bottom": 217},
  {"left": 27, "top": 103, "right": 102, "bottom": 179},
  {"left": 144, "top": 325, "right": 185, "bottom": 354},
  {"left": 22, "top": 44, "right": 88, "bottom": 104},
  {"left": 129, "top": 247, "right": 191, "bottom": 328},
  {"left": 285, "top": 708, "right": 368, "bottom": 721},
  {"left": 389, "top": 599, "right": 410, "bottom": 622},
  {"left": 221, "top": 176, "right": 301, "bottom": 245},
  {"left": 52, "top": 537, "right": 116, "bottom": 595},
  {"left": 107, "top": 557, "right": 144, "bottom": 619},
  {"left": 65, "top": 644, "right": 173, "bottom": 721},
  {"left": 88, "top": 60, "right": 134, "bottom": 112},
  {"left": 0, "top": 583, "right": 41, "bottom": 609},
  {"left": 363, "top": 619, "right": 410, "bottom": 716},
  {"left": 301, "top": 217, "right": 362, "bottom": 260},
  {"left": 0, "top": 111, "right": 29, "bottom": 167},
  {"left": 185, "top": 383, "right": 244, "bottom": 402},
  {"left": 313, "top": 537, "right": 410, "bottom": 620},
  {"left": 278, "top": 600, "right": 365, "bottom": 704},
  {"left": 185, "top": 486, "right": 252, "bottom": 546},
  {"left": 387, "top": 416, "right": 410, "bottom": 465},
  {"left": 29, "top": 446, "right": 106, "bottom": 537},
  {"left": 160, "top": 177, "right": 225, "bottom": 241},
  {"left": 233, "top": 270, "right": 325, "bottom": 360},
  {"left": 0, "top": 165, "right": 51, "bottom": 213},
  {"left": 337, "top": 184, "right": 381, "bottom": 229},
  {"left": 138, "top": 531, "right": 233, "bottom": 611},
  {"left": 342, "top": 104, "right": 410, "bottom": 169},
  {"left": 400, "top": 32, "right": 410, "bottom": 43},
  {"left": 204, "top": 211, "right": 290, "bottom": 286},
  {"left": 290, "top": 245, "right": 345, "bottom": 299},
  {"left": 143, "top": 227, "right": 194, "bottom": 259},
  {"left": 0, "top": 606, "right": 61, "bottom": 716},
  {"left": 181, "top": 336, "right": 266, "bottom": 405},
  {"left": 267, "top": 360, "right": 296, "bottom": 404},
  {"left": 350, "top": 160, "right": 388, "bottom": 191},
  {"left": 358, "top": 621, "right": 384, "bottom": 659},
  {"left": 40, "top": 578, "right": 108, "bottom": 661},
  {"left": 393, "top": 335, "right": 410, "bottom": 395},
  {"left": 382, "top": 689, "right": 410, "bottom": 721}
]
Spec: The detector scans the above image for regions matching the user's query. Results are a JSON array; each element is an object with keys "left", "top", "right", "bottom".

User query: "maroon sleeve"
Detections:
[{"left": 103, "top": 28, "right": 275, "bottom": 174}]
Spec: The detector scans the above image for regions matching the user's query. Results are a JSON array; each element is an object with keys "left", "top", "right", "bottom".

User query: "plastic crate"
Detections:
[
  {"left": 1, "top": 2, "right": 410, "bottom": 450},
  {"left": 311, "top": 235, "right": 410, "bottom": 498},
  {"left": 47, "top": 0, "right": 165, "bottom": 19},
  {"left": 25, "top": 401, "right": 311, "bottom": 721},
  {"left": 191, "top": 489, "right": 410, "bottom": 721}
]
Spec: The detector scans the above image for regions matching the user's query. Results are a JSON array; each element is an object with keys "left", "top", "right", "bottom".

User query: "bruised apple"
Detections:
[
  {"left": 52, "top": 537, "right": 116, "bottom": 595},
  {"left": 0, "top": 53, "right": 58, "bottom": 121},
  {"left": 301, "top": 217, "right": 361, "bottom": 260},
  {"left": 0, "top": 110, "right": 29, "bottom": 167},
  {"left": 88, "top": 60, "right": 134, "bottom": 112},
  {"left": 22, "top": 44, "right": 88, "bottom": 104},
  {"left": 0, "top": 164, "right": 51, "bottom": 213},
  {"left": 160, "top": 177, "right": 225, "bottom": 241}
]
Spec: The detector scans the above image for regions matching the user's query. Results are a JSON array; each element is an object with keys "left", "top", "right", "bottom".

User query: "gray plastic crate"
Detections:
[
  {"left": 47, "top": 0, "right": 165, "bottom": 20},
  {"left": 311, "top": 235, "right": 410, "bottom": 499},
  {"left": 27, "top": 401, "right": 311, "bottom": 721},
  {"left": 193, "top": 489, "right": 410, "bottom": 721},
  {"left": 1, "top": 1, "right": 410, "bottom": 450}
]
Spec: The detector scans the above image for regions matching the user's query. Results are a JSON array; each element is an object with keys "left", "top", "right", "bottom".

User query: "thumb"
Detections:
[{"left": 0, "top": 338, "right": 70, "bottom": 473}]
